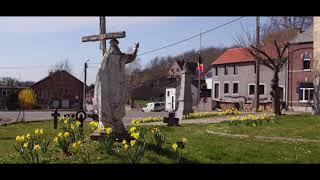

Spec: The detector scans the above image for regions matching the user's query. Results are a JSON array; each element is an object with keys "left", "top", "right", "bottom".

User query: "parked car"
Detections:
[{"left": 142, "top": 102, "right": 165, "bottom": 112}]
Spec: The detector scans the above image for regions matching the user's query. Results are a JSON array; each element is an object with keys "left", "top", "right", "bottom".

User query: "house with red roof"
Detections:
[{"left": 211, "top": 47, "right": 287, "bottom": 110}]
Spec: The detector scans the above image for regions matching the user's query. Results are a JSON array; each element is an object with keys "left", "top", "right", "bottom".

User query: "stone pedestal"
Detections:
[{"left": 175, "top": 62, "right": 193, "bottom": 120}]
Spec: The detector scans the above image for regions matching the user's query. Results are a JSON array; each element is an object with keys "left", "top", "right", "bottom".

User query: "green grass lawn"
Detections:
[
  {"left": 207, "top": 113, "right": 320, "bottom": 140},
  {"left": 1, "top": 113, "right": 320, "bottom": 163}
]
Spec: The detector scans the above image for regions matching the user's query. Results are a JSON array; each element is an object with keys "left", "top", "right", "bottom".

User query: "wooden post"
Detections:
[{"left": 100, "top": 16, "right": 107, "bottom": 56}]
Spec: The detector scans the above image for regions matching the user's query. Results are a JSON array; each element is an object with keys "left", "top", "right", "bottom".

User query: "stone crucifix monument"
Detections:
[
  {"left": 82, "top": 17, "right": 139, "bottom": 139},
  {"left": 175, "top": 61, "right": 193, "bottom": 120}
]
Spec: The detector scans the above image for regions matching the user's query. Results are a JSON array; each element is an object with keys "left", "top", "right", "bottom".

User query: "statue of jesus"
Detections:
[{"left": 93, "top": 39, "right": 139, "bottom": 138}]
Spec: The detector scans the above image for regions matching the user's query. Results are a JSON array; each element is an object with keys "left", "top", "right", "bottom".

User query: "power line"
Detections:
[
  {"left": 137, "top": 16, "right": 245, "bottom": 57},
  {"left": 0, "top": 65, "right": 51, "bottom": 69}
]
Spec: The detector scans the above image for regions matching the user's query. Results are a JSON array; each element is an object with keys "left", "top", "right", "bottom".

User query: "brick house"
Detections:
[
  {"left": 211, "top": 47, "right": 286, "bottom": 111},
  {"left": 0, "top": 86, "right": 26, "bottom": 110},
  {"left": 31, "top": 70, "right": 84, "bottom": 109},
  {"left": 287, "top": 25, "right": 314, "bottom": 111}
]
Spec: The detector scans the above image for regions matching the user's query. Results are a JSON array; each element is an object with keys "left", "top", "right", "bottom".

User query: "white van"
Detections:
[{"left": 142, "top": 102, "right": 165, "bottom": 112}]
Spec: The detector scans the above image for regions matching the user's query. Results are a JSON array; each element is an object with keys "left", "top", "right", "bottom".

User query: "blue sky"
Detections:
[{"left": 0, "top": 16, "right": 266, "bottom": 85}]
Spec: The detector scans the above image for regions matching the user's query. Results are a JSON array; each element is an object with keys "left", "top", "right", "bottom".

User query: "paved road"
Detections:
[{"left": 0, "top": 109, "right": 168, "bottom": 125}]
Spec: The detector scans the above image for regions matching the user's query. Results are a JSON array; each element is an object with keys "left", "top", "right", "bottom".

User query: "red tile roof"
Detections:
[
  {"left": 212, "top": 45, "right": 288, "bottom": 65},
  {"left": 212, "top": 48, "right": 255, "bottom": 65}
]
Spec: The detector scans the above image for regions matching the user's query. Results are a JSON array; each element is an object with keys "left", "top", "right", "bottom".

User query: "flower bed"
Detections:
[
  {"left": 183, "top": 108, "right": 242, "bottom": 120},
  {"left": 227, "top": 113, "right": 276, "bottom": 126},
  {"left": 131, "top": 116, "right": 163, "bottom": 125}
]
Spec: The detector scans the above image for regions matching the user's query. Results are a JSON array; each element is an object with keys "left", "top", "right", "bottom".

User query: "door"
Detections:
[
  {"left": 165, "top": 88, "right": 176, "bottom": 111},
  {"left": 62, "top": 99, "right": 69, "bottom": 109},
  {"left": 214, "top": 83, "right": 219, "bottom": 99}
]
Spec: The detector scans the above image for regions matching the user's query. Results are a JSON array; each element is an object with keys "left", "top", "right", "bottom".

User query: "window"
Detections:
[
  {"left": 233, "top": 83, "right": 238, "bottom": 94},
  {"left": 303, "top": 55, "right": 311, "bottom": 70},
  {"left": 259, "top": 85, "right": 265, "bottom": 95},
  {"left": 249, "top": 85, "right": 255, "bottom": 95},
  {"left": 224, "top": 83, "right": 229, "bottom": 94},
  {"left": 249, "top": 84, "right": 265, "bottom": 96},
  {"left": 215, "top": 67, "right": 218, "bottom": 76},
  {"left": 254, "top": 64, "right": 256, "bottom": 74},
  {"left": 224, "top": 66, "right": 228, "bottom": 75},
  {"left": 2, "top": 90, "right": 7, "bottom": 96},
  {"left": 299, "top": 88, "right": 314, "bottom": 102},
  {"left": 233, "top": 65, "right": 238, "bottom": 75},
  {"left": 214, "top": 83, "right": 219, "bottom": 99},
  {"left": 167, "top": 91, "right": 170, "bottom": 97}
]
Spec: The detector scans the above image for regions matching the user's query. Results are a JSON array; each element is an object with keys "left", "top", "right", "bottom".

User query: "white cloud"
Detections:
[{"left": 0, "top": 16, "right": 178, "bottom": 33}]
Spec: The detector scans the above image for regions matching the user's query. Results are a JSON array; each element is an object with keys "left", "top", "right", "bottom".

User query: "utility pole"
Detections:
[
  {"left": 254, "top": 16, "right": 260, "bottom": 113},
  {"left": 83, "top": 60, "right": 88, "bottom": 111},
  {"left": 197, "top": 31, "right": 202, "bottom": 112}
]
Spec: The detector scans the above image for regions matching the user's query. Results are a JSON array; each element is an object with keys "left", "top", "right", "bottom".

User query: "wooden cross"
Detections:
[
  {"left": 51, "top": 109, "right": 60, "bottom": 129},
  {"left": 82, "top": 16, "right": 126, "bottom": 56}
]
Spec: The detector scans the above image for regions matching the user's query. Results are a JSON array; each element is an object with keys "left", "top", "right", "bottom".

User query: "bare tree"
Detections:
[
  {"left": 237, "top": 21, "right": 295, "bottom": 115},
  {"left": 269, "top": 16, "right": 313, "bottom": 32},
  {"left": 48, "top": 58, "right": 72, "bottom": 75}
]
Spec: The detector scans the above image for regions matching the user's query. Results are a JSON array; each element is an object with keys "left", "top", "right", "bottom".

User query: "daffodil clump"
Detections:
[
  {"left": 13, "top": 128, "right": 50, "bottom": 163},
  {"left": 172, "top": 137, "right": 188, "bottom": 163},
  {"left": 97, "top": 126, "right": 115, "bottom": 155},
  {"left": 61, "top": 120, "right": 84, "bottom": 143},
  {"left": 54, "top": 131, "right": 72, "bottom": 155},
  {"left": 71, "top": 140, "right": 90, "bottom": 164},
  {"left": 227, "top": 113, "right": 276, "bottom": 126},
  {"left": 183, "top": 108, "right": 242, "bottom": 120},
  {"left": 131, "top": 116, "right": 163, "bottom": 124},
  {"left": 89, "top": 121, "right": 99, "bottom": 131},
  {"left": 150, "top": 127, "right": 166, "bottom": 151},
  {"left": 121, "top": 138, "right": 145, "bottom": 164}
]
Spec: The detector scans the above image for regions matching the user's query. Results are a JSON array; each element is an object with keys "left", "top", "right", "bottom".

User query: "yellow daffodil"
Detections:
[
  {"left": 172, "top": 143, "right": 178, "bottom": 151},
  {"left": 39, "top": 128, "right": 44, "bottom": 135},
  {"left": 131, "top": 132, "right": 139, "bottom": 139},
  {"left": 23, "top": 142, "right": 28, "bottom": 148},
  {"left": 54, "top": 137, "right": 58, "bottom": 143},
  {"left": 124, "top": 144, "right": 129, "bottom": 150},
  {"left": 71, "top": 124, "right": 75, "bottom": 130},
  {"left": 58, "top": 132, "right": 63, "bottom": 138},
  {"left": 130, "top": 140, "right": 136, "bottom": 146},
  {"left": 63, "top": 132, "right": 70, "bottom": 138},
  {"left": 72, "top": 142, "right": 78, "bottom": 148},
  {"left": 105, "top": 127, "right": 112, "bottom": 135},
  {"left": 182, "top": 137, "right": 188, "bottom": 144},
  {"left": 64, "top": 119, "right": 69, "bottom": 124},
  {"left": 130, "top": 127, "right": 136, "bottom": 133},
  {"left": 35, "top": 129, "right": 39, "bottom": 134},
  {"left": 34, "top": 144, "right": 41, "bottom": 152},
  {"left": 98, "top": 127, "right": 105, "bottom": 132},
  {"left": 26, "top": 133, "right": 31, "bottom": 140},
  {"left": 122, "top": 140, "right": 127, "bottom": 145},
  {"left": 75, "top": 121, "right": 81, "bottom": 127},
  {"left": 16, "top": 135, "right": 20, "bottom": 142},
  {"left": 77, "top": 141, "right": 82, "bottom": 146}
]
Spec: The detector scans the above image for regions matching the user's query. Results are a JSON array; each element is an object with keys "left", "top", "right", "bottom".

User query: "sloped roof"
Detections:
[
  {"left": 31, "top": 70, "right": 84, "bottom": 87},
  {"left": 290, "top": 25, "right": 313, "bottom": 44},
  {"left": 212, "top": 48, "right": 255, "bottom": 65}
]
